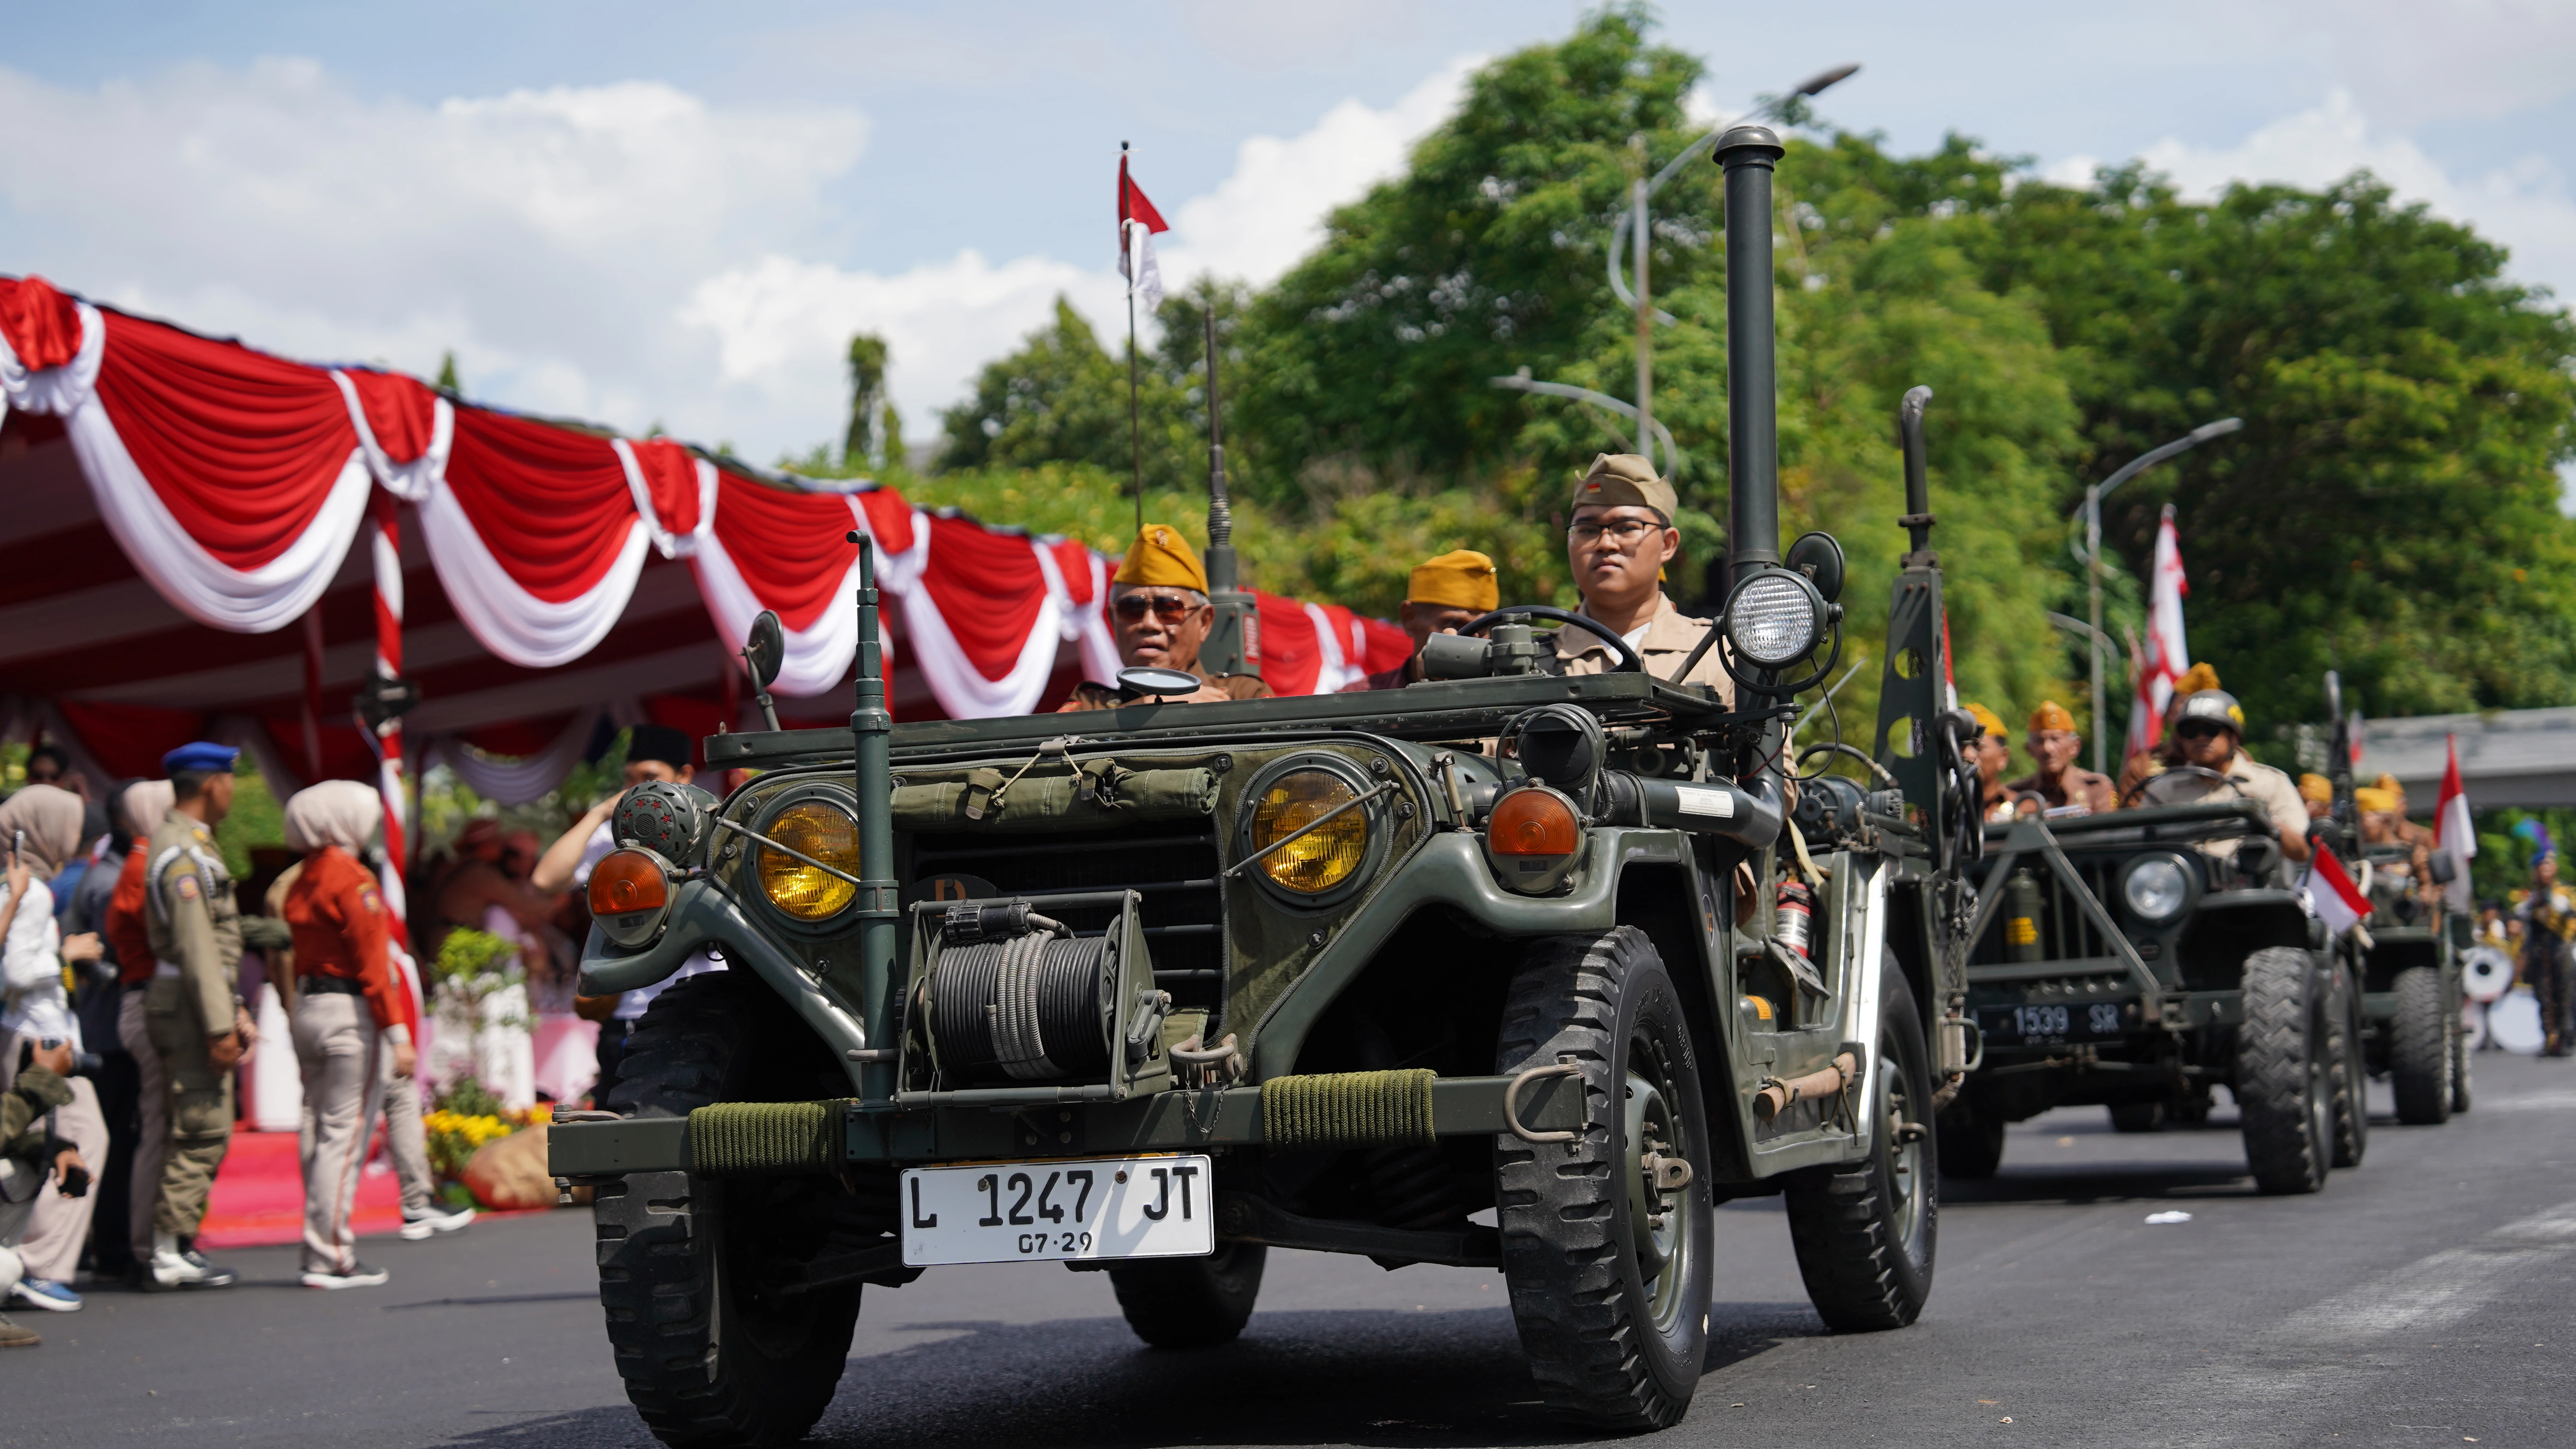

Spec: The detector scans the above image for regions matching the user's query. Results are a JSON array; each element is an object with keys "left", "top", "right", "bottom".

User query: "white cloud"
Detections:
[
  {"left": 2134, "top": 88, "right": 2576, "bottom": 304},
  {"left": 677, "top": 59, "right": 1473, "bottom": 455}
]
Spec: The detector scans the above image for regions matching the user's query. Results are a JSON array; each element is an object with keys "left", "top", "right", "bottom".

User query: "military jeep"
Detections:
[
  {"left": 1936, "top": 773, "right": 2363, "bottom": 1194},
  {"left": 550, "top": 125, "right": 1981, "bottom": 1446}
]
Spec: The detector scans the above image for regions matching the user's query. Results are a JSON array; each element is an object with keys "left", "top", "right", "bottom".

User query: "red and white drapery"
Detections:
[{"left": 0, "top": 274, "right": 1411, "bottom": 797}]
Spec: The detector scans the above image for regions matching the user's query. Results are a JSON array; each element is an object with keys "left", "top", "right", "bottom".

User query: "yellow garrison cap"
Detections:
[
  {"left": 2175, "top": 661, "right": 2220, "bottom": 697},
  {"left": 2300, "top": 773, "right": 2333, "bottom": 805},
  {"left": 1571, "top": 453, "right": 1677, "bottom": 518},
  {"left": 1113, "top": 523, "right": 1208, "bottom": 594},
  {"left": 1407, "top": 549, "right": 1499, "bottom": 612},
  {"left": 2373, "top": 773, "right": 2405, "bottom": 796},
  {"left": 2354, "top": 786, "right": 2400, "bottom": 813},
  {"left": 2029, "top": 700, "right": 2076, "bottom": 734},
  {"left": 1965, "top": 703, "right": 2008, "bottom": 738}
]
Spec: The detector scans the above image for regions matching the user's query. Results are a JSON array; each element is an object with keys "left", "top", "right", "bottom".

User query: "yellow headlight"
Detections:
[
  {"left": 757, "top": 801, "right": 860, "bottom": 919},
  {"left": 1249, "top": 770, "right": 1369, "bottom": 894}
]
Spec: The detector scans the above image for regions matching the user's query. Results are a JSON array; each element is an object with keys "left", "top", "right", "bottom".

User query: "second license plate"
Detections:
[
  {"left": 1980, "top": 1001, "right": 2128, "bottom": 1044},
  {"left": 899, "top": 1155, "right": 1215, "bottom": 1267}
]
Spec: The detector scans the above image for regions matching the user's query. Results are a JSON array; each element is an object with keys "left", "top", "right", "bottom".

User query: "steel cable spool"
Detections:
[{"left": 927, "top": 907, "right": 1115, "bottom": 1082}]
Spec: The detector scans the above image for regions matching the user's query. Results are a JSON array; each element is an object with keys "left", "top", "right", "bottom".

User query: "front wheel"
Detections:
[
  {"left": 2389, "top": 965, "right": 2453, "bottom": 1125},
  {"left": 2237, "top": 948, "right": 2332, "bottom": 1195},
  {"left": 2327, "top": 964, "right": 2369, "bottom": 1168},
  {"left": 1494, "top": 927, "right": 1712, "bottom": 1431},
  {"left": 1783, "top": 956, "right": 1938, "bottom": 1331}
]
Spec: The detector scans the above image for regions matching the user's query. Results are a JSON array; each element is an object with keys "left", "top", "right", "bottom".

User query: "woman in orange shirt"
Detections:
[{"left": 281, "top": 782, "right": 406, "bottom": 1290}]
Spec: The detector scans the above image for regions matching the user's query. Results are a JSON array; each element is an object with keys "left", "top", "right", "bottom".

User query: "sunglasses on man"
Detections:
[
  {"left": 1113, "top": 593, "right": 1203, "bottom": 623},
  {"left": 2174, "top": 721, "right": 2230, "bottom": 742}
]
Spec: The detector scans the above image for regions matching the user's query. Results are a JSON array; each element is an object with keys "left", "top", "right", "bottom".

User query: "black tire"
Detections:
[
  {"left": 2327, "top": 964, "right": 2369, "bottom": 1168},
  {"left": 594, "top": 974, "right": 869, "bottom": 1448},
  {"left": 2108, "top": 1101, "right": 2164, "bottom": 1134},
  {"left": 2390, "top": 965, "right": 2453, "bottom": 1125},
  {"left": 2450, "top": 1006, "right": 2474, "bottom": 1115},
  {"left": 1106, "top": 1242, "right": 1266, "bottom": 1348},
  {"left": 1783, "top": 958, "right": 1938, "bottom": 1332},
  {"left": 1936, "top": 1102, "right": 2005, "bottom": 1179},
  {"left": 1494, "top": 927, "right": 1712, "bottom": 1431},
  {"left": 2237, "top": 948, "right": 2333, "bottom": 1195}
]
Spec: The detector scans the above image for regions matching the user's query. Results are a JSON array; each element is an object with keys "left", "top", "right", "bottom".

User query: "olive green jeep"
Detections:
[{"left": 550, "top": 125, "right": 1982, "bottom": 1446}]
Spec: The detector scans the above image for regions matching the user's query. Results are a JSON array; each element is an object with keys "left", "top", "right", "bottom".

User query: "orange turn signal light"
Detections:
[
  {"left": 1489, "top": 787, "right": 1579, "bottom": 856},
  {"left": 589, "top": 849, "right": 670, "bottom": 918}
]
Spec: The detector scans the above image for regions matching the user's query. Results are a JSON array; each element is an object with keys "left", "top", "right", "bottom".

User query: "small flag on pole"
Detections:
[
  {"left": 1118, "top": 152, "right": 1170, "bottom": 311},
  {"left": 2126, "top": 504, "right": 2190, "bottom": 760},
  {"left": 2435, "top": 734, "right": 2476, "bottom": 913},
  {"left": 2304, "top": 839, "right": 2375, "bottom": 939}
]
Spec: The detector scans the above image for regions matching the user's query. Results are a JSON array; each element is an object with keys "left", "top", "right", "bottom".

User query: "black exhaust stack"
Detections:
[{"left": 1718, "top": 124, "right": 1785, "bottom": 572}]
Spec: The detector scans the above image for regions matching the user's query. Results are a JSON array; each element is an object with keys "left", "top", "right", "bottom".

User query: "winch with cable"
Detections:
[{"left": 911, "top": 894, "right": 1173, "bottom": 1095}]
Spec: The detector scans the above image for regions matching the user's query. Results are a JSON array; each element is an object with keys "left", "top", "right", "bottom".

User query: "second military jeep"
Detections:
[
  {"left": 1937, "top": 775, "right": 2363, "bottom": 1194},
  {"left": 551, "top": 125, "right": 1983, "bottom": 1447}
]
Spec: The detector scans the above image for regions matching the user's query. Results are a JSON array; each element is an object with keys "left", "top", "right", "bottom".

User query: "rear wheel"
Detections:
[
  {"left": 2389, "top": 965, "right": 2453, "bottom": 1125},
  {"left": 1783, "top": 958, "right": 1938, "bottom": 1331},
  {"left": 595, "top": 975, "right": 871, "bottom": 1448},
  {"left": 1936, "top": 1102, "right": 2005, "bottom": 1179},
  {"left": 2237, "top": 949, "right": 2332, "bottom": 1195},
  {"left": 1494, "top": 927, "right": 1712, "bottom": 1431},
  {"left": 1107, "top": 1242, "right": 1265, "bottom": 1348},
  {"left": 2450, "top": 1004, "right": 2474, "bottom": 1114},
  {"left": 2327, "top": 965, "right": 2369, "bottom": 1168}
]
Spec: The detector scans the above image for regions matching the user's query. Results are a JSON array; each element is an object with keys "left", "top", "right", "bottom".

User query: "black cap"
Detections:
[{"left": 627, "top": 723, "right": 695, "bottom": 770}]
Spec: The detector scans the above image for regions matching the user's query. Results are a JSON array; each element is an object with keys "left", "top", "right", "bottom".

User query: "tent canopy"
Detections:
[{"left": 0, "top": 274, "right": 1410, "bottom": 804}]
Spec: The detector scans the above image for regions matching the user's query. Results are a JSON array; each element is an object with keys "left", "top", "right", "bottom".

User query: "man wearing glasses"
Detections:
[
  {"left": 1060, "top": 524, "right": 1275, "bottom": 711},
  {"left": 1556, "top": 454, "right": 1732, "bottom": 699},
  {"left": 2160, "top": 689, "right": 2310, "bottom": 864}
]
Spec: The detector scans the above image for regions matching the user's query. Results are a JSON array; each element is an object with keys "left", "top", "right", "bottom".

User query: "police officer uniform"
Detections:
[
  {"left": 2167, "top": 691, "right": 2308, "bottom": 862},
  {"left": 1555, "top": 455, "right": 1734, "bottom": 702},
  {"left": 1062, "top": 524, "right": 1275, "bottom": 711},
  {"left": 141, "top": 743, "right": 245, "bottom": 1289}
]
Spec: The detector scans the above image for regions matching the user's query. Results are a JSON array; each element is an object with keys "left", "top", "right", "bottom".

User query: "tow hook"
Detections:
[
  {"left": 1642, "top": 1151, "right": 1694, "bottom": 1192},
  {"left": 1893, "top": 1119, "right": 1929, "bottom": 1144}
]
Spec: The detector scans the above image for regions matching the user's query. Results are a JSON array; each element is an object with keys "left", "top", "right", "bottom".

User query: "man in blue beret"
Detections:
[{"left": 138, "top": 742, "right": 250, "bottom": 1290}]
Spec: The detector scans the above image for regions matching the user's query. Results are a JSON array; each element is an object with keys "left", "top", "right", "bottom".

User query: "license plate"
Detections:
[
  {"left": 899, "top": 1155, "right": 1215, "bottom": 1266},
  {"left": 1979, "top": 1001, "right": 2128, "bottom": 1044}
]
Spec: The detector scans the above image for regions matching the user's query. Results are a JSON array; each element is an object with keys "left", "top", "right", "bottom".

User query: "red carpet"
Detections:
[{"left": 195, "top": 1131, "right": 547, "bottom": 1249}]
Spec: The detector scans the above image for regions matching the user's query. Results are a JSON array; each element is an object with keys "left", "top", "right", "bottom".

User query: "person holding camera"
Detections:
[
  {"left": 0, "top": 784, "right": 110, "bottom": 1315},
  {"left": 0, "top": 1036, "right": 91, "bottom": 1347}
]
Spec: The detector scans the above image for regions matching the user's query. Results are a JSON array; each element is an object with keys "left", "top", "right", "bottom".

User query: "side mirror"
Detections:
[
  {"left": 1117, "top": 666, "right": 1203, "bottom": 701},
  {"left": 742, "top": 610, "right": 785, "bottom": 691},
  {"left": 1786, "top": 531, "right": 1846, "bottom": 604}
]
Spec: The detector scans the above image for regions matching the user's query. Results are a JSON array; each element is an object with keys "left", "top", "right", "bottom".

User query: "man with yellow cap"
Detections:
[
  {"left": 2116, "top": 662, "right": 2221, "bottom": 804},
  {"left": 1556, "top": 455, "right": 1729, "bottom": 697},
  {"left": 1963, "top": 703, "right": 2019, "bottom": 823},
  {"left": 1060, "top": 524, "right": 1275, "bottom": 712},
  {"left": 2005, "top": 701, "right": 2117, "bottom": 813},
  {"left": 1343, "top": 549, "right": 1500, "bottom": 691}
]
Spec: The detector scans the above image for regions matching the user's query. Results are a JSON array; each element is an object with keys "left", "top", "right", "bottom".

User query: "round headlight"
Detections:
[
  {"left": 1249, "top": 770, "right": 1369, "bottom": 895},
  {"left": 2122, "top": 855, "right": 2191, "bottom": 924},
  {"left": 758, "top": 801, "right": 860, "bottom": 919},
  {"left": 1726, "top": 569, "right": 1823, "bottom": 667}
]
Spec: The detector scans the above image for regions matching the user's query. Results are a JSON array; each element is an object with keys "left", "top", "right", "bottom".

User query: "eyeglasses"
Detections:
[
  {"left": 1113, "top": 593, "right": 1203, "bottom": 623},
  {"left": 1567, "top": 518, "right": 1663, "bottom": 545},
  {"left": 2174, "top": 721, "right": 2228, "bottom": 741}
]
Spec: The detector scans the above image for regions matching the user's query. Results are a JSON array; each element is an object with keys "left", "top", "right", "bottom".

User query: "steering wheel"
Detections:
[
  {"left": 1458, "top": 605, "right": 1643, "bottom": 673},
  {"left": 2136, "top": 764, "right": 2241, "bottom": 807}
]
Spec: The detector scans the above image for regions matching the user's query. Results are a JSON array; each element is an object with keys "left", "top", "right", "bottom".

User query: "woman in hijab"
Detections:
[
  {"left": 279, "top": 781, "right": 407, "bottom": 1289},
  {"left": 0, "top": 783, "right": 111, "bottom": 1313}
]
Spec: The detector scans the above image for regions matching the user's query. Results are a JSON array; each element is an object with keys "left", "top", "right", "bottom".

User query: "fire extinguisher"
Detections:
[{"left": 1774, "top": 878, "right": 1816, "bottom": 964}]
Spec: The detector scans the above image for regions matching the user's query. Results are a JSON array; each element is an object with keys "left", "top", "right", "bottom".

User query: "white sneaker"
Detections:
[
  {"left": 147, "top": 1248, "right": 237, "bottom": 1290},
  {"left": 301, "top": 1263, "right": 390, "bottom": 1290},
  {"left": 400, "top": 1205, "right": 477, "bottom": 1240}
]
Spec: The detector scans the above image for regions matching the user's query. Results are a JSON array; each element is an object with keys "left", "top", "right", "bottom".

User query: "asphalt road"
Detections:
[{"left": 15, "top": 1053, "right": 2575, "bottom": 1449}]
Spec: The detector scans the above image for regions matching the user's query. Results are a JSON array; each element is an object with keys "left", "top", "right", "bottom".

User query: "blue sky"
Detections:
[{"left": 5, "top": 1, "right": 2572, "bottom": 467}]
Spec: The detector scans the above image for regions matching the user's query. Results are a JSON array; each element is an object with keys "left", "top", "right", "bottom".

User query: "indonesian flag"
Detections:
[
  {"left": 2436, "top": 734, "right": 2476, "bottom": 913},
  {"left": 2126, "top": 504, "right": 2190, "bottom": 760},
  {"left": 2304, "top": 839, "right": 2375, "bottom": 938},
  {"left": 1118, "top": 152, "right": 1170, "bottom": 311}
]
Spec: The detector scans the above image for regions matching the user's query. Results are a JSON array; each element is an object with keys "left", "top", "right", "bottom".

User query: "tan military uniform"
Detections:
[
  {"left": 141, "top": 809, "right": 243, "bottom": 1239},
  {"left": 2161, "top": 753, "right": 2309, "bottom": 861},
  {"left": 2004, "top": 765, "right": 2117, "bottom": 813},
  {"left": 1554, "top": 595, "right": 1735, "bottom": 704}
]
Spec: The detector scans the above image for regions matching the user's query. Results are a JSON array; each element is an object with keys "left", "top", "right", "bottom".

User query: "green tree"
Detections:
[
  {"left": 934, "top": 296, "right": 1199, "bottom": 496},
  {"left": 843, "top": 333, "right": 904, "bottom": 471},
  {"left": 434, "top": 350, "right": 461, "bottom": 394}
]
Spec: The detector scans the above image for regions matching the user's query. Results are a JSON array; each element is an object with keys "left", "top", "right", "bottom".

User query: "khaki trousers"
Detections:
[
  {"left": 118, "top": 990, "right": 168, "bottom": 1262},
  {"left": 142, "top": 976, "right": 232, "bottom": 1239},
  {"left": 0, "top": 1034, "right": 109, "bottom": 1285},
  {"left": 378, "top": 1046, "right": 432, "bottom": 1217},
  {"left": 292, "top": 992, "right": 381, "bottom": 1275}
]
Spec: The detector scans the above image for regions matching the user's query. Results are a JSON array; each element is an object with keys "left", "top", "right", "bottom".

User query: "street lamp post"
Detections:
[{"left": 2079, "top": 416, "right": 2243, "bottom": 773}]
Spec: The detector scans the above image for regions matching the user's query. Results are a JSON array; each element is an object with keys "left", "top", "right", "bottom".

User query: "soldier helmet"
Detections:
[{"left": 2176, "top": 689, "right": 2245, "bottom": 737}]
